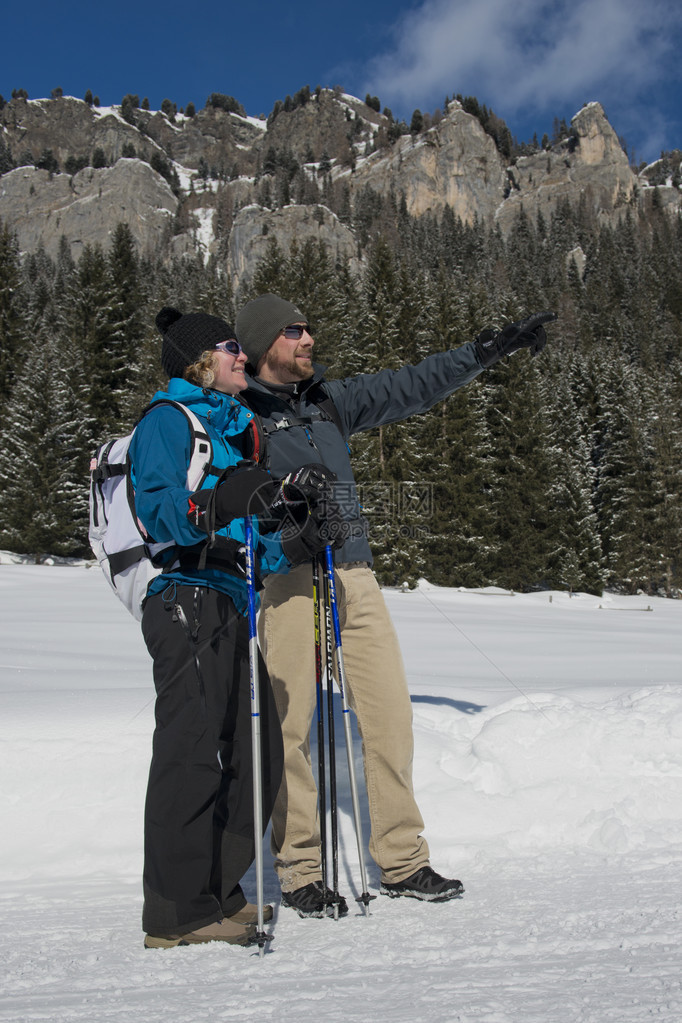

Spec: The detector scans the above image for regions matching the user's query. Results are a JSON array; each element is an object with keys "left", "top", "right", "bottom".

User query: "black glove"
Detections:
[
  {"left": 280, "top": 493, "right": 350, "bottom": 566},
  {"left": 474, "top": 311, "right": 558, "bottom": 368},
  {"left": 261, "top": 463, "right": 338, "bottom": 533},
  {"left": 188, "top": 461, "right": 278, "bottom": 533},
  {"left": 280, "top": 462, "right": 337, "bottom": 503}
]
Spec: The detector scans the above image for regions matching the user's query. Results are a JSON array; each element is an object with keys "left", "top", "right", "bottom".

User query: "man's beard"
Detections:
[{"left": 264, "top": 345, "right": 314, "bottom": 382}]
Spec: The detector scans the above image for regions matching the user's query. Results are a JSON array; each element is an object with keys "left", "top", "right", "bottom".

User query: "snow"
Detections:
[
  {"left": 572, "top": 101, "right": 602, "bottom": 121},
  {"left": 171, "top": 162, "right": 196, "bottom": 193},
  {"left": 189, "top": 207, "right": 216, "bottom": 258},
  {"left": 1, "top": 563, "right": 681, "bottom": 1023},
  {"left": 239, "top": 114, "right": 268, "bottom": 132},
  {"left": 91, "top": 104, "right": 129, "bottom": 126}
]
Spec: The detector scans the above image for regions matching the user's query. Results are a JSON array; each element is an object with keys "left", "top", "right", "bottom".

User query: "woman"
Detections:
[{"left": 130, "top": 306, "right": 332, "bottom": 949}]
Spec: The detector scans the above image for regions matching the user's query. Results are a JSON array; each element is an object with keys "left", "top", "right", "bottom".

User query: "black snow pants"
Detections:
[{"left": 140, "top": 584, "right": 283, "bottom": 936}]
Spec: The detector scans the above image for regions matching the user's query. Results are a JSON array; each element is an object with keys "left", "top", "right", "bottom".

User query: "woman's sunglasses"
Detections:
[{"left": 214, "top": 339, "right": 242, "bottom": 356}]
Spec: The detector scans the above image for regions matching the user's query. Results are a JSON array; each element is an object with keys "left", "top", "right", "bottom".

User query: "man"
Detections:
[{"left": 236, "top": 292, "right": 556, "bottom": 917}]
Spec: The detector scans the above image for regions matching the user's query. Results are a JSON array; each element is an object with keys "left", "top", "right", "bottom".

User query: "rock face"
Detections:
[
  {"left": 351, "top": 103, "right": 509, "bottom": 223},
  {"left": 495, "top": 103, "right": 637, "bottom": 232},
  {"left": 141, "top": 106, "right": 265, "bottom": 175},
  {"left": 228, "top": 204, "right": 361, "bottom": 291},
  {"left": 1, "top": 92, "right": 680, "bottom": 282},
  {"left": 3, "top": 97, "right": 154, "bottom": 169},
  {"left": 256, "top": 90, "right": 366, "bottom": 167},
  {"left": 0, "top": 95, "right": 264, "bottom": 176},
  {"left": 0, "top": 160, "right": 177, "bottom": 259}
]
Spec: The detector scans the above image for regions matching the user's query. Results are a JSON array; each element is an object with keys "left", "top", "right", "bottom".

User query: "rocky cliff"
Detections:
[
  {"left": 350, "top": 103, "right": 509, "bottom": 222},
  {"left": 496, "top": 103, "right": 639, "bottom": 232},
  {"left": 228, "top": 203, "right": 361, "bottom": 290},
  {"left": 0, "top": 160, "right": 177, "bottom": 259},
  {"left": 1, "top": 91, "right": 680, "bottom": 292}
]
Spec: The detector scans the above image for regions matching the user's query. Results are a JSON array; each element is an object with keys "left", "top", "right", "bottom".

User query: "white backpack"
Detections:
[{"left": 89, "top": 400, "right": 213, "bottom": 620}]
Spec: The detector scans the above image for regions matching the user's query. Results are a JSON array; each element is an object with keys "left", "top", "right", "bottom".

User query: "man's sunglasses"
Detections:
[
  {"left": 214, "top": 339, "right": 242, "bottom": 356},
  {"left": 282, "top": 324, "right": 310, "bottom": 340}
]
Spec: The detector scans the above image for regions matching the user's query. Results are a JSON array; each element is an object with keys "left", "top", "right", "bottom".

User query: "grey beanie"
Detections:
[
  {"left": 236, "top": 293, "right": 307, "bottom": 369},
  {"left": 157, "top": 306, "right": 236, "bottom": 379}
]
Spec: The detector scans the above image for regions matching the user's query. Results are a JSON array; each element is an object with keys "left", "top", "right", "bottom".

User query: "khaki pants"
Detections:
[{"left": 259, "top": 562, "right": 429, "bottom": 890}]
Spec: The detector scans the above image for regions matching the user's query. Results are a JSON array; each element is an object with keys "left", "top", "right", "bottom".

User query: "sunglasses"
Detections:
[
  {"left": 282, "top": 324, "right": 310, "bottom": 340},
  {"left": 214, "top": 339, "right": 242, "bottom": 356}
]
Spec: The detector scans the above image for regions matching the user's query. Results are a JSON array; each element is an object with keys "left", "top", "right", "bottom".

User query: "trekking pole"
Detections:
[
  {"left": 323, "top": 545, "right": 374, "bottom": 915},
  {"left": 244, "top": 517, "right": 272, "bottom": 956},
  {"left": 320, "top": 552, "right": 341, "bottom": 918},
  {"left": 311, "top": 556, "right": 327, "bottom": 893}
]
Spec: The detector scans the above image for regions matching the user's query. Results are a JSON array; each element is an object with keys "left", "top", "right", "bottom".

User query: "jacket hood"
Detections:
[{"left": 151, "top": 378, "right": 254, "bottom": 435}]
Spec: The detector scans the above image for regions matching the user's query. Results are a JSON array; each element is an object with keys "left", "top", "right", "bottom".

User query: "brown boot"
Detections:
[
  {"left": 144, "top": 917, "right": 256, "bottom": 949},
  {"left": 227, "top": 902, "right": 274, "bottom": 925}
]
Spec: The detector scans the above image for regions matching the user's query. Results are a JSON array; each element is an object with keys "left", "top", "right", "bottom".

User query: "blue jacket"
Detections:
[
  {"left": 129, "top": 378, "right": 289, "bottom": 614},
  {"left": 244, "top": 342, "right": 485, "bottom": 565}
]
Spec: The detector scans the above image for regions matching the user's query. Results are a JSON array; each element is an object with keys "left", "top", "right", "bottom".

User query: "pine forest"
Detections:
[{"left": 0, "top": 189, "right": 681, "bottom": 596}]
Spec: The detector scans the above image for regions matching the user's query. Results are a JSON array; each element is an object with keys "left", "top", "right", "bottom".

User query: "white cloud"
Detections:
[{"left": 364, "top": 0, "right": 682, "bottom": 118}]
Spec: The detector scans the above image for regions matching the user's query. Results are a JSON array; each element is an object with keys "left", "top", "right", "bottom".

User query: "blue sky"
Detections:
[{"left": 3, "top": 0, "right": 682, "bottom": 165}]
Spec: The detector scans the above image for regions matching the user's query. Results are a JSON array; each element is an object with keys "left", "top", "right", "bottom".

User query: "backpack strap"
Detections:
[
  {"left": 307, "top": 382, "right": 345, "bottom": 438},
  {"left": 232, "top": 398, "right": 266, "bottom": 465},
  {"left": 258, "top": 385, "right": 345, "bottom": 438},
  {"left": 90, "top": 439, "right": 123, "bottom": 529},
  {"left": 240, "top": 385, "right": 345, "bottom": 464},
  {"left": 137, "top": 399, "right": 261, "bottom": 581},
  {"left": 140, "top": 399, "right": 215, "bottom": 489},
  {"left": 261, "top": 413, "right": 315, "bottom": 435},
  {"left": 108, "top": 543, "right": 152, "bottom": 578},
  {"left": 90, "top": 454, "right": 125, "bottom": 486}
]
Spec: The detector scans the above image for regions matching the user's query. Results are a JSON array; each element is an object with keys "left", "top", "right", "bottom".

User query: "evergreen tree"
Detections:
[
  {"left": 348, "top": 240, "right": 419, "bottom": 582},
  {"left": 592, "top": 354, "right": 654, "bottom": 592},
  {"left": 543, "top": 364, "right": 605, "bottom": 593},
  {"left": 484, "top": 354, "right": 556, "bottom": 590},
  {"left": 0, "top": 135, "right": 14, "bottom": 174},
  {"left": 641, "top": 371, "right": 682, "bottom": 594},
  {"left": 296, "top": 242, "right": 345, "bottom": 344},
  {"left": 418, "top": 271, "right": 497, "bottom": 586},
  {"left": 61, "top": 243, "right": 115, "bottom": 433},
  {"left": 21, "top": 246, "right": 58, "bottom": 331},
  {"left": 0, "top": 221, "right": 26, "bottom": 407},
  {"left": 0, "top": 336, "right": 92, "bottom": 560},
  {"left": 104, "top": 223, "right": 145, "bottom": 428},
  {"left": 246, "top": 237, "right": 289, "bottom": 303},
  {"left": 504, "top": 208, "right": 545, "bottom": 309}
]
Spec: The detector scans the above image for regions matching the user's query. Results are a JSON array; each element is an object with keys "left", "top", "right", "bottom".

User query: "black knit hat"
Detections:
[
  {"left": 236, "top": 293, "right": 307, "bottom": 370},
  {"left": 156, "top": 306, "right": 236, "bottom": 379}
]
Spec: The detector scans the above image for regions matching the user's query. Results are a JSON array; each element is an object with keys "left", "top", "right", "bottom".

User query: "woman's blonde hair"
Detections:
[{"left": 184, "top": 350, "right": 218, "bottom": 389}]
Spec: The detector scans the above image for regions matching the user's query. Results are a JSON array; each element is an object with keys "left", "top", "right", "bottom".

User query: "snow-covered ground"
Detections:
[{"left": 1, "top": 564, "right": 681, "bottom": 1023}]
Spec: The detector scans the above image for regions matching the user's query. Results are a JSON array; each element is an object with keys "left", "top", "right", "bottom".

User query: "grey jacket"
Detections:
[{"left": 244, "top": 342, "right": 485, "bottom": 564}]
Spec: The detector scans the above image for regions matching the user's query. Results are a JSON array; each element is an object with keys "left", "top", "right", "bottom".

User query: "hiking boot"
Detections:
[
  {"left": 144, "top": 917, "right": 257, "bottom": 949},
  {"left": 281, "top": 881, "right": 349, "bottom": 918},
  {"left": 227, "top": 901, "right": 274, "bottom": 925},
  {"left": 381, "top": 866, "right": 464, "bottom": 902}
]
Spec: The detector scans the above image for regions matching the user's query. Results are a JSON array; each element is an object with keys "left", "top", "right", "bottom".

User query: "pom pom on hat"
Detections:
[{"left": 156, "top": 306, "right": 184, "bottom": 335}]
